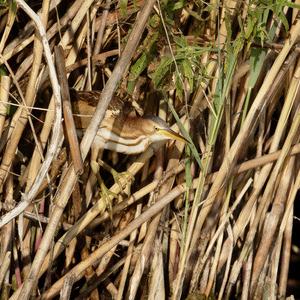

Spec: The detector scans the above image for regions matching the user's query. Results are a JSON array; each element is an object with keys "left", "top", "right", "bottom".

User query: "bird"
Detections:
[
  {"left": 70, "top": 89, "right": 187, "bottom": 206},
  {"left": 70, "top": 89, "right": 187, "bottom": 157}
]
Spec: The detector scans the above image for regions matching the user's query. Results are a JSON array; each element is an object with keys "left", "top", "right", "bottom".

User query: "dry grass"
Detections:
[{"left": 0, "top": 0, "right": 300, "bottom": 299}]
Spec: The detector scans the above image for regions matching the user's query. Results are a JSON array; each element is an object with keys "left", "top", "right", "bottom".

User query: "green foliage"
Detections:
[
  {"left": 241, "top": 47, "right": 267, "bottom": 123},
  {"left": 167, "top": 98, "right": 202, "bottom": 169},
  {"left": 0, "top": 65, "right": 7, "bottom": 76},
  {"left": 119, "top": 0, "right": 128, "bottom": 17},
  {"left": 127, "top": 52, "right": 151, "bottom": 94},
  {"left": 172, "top": 0, "right": 185, "bottom": 11},
  {"left": 0, "top": 0, "right": 16, "bottom": 10},
  {"left": 127, "top": 23, "right": 159, "bottom": 94},
  {"left": 0, "top": 0, "right": 16, "bottom": 19},
  {"left": 149, "top": 35, "right": 212, "bottom": 100},
  {"left": 208, "top": 30, "right": 244, "bottom": 145},
  {"left": 161, "top": 0, "right": 187, "bottom": 19},
  {"left": 150, "top": 56, "right": 173, "bottom": 88},
  {"left": 129, "top": 0, "right": 295, "bottom": 153},
  {"left": 248, "top": 48, "right": 267, "bottom": 89},
  {"left": 240, "top": 0, "right": 298, "bottom": 47}
]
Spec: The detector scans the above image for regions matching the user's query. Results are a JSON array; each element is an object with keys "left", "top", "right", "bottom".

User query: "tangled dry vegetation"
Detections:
[{"left": 0, "top": 0, "right": 300, "bottom": 299}]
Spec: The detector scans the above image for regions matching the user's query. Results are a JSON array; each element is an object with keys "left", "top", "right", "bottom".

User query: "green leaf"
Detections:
[
  {"left": 181, "top": 60, "right": 194, "bottom": 91},
  {"left": 167, "top": 99, "right": 202, "bottom": 169},
  {"left": 119, "top": 0, "right": 128, "bottom": 17},
  {"left": 150, "top": 56, "right": 173, "bottom": 88},
  {"left": 248, "top": 48, "right": 266, "bottom": 89},
  {"left": 245, "top": 16, "right": 255, "bottom": 40},
  {"left": 175, "top": 73, "right": 183, "bottom": 100},
  {"left": 174, "top": 35, "right": 188, "bottom": 48},
  {"left": 173, "top": 0, "right": 185, "bottom": 10},
  {"left": 0, "top": 65, "right": 7, "bottom": 76},
  {"left": 128, "top": 53, "right": 148, "bottom": 81},
  {"left": 127, "top": 52, "right": 149, "bottom": 94},
  {"left": 148, "top": 14, "right": 160, "bottom": 28},
  {"left": 277, "top": 10, "right": 289, "bottom": 32}
]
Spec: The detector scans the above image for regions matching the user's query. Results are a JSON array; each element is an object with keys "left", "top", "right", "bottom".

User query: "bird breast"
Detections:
[{"left": 94, "top": 128, "right": 151, "bottom": 154}]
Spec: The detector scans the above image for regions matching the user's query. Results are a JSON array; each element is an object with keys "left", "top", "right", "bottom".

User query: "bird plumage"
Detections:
[{"left": 70, "top": 89, "right": 186, "bottom": 154}]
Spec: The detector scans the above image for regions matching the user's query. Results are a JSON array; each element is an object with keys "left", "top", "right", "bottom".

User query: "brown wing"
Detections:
[
  {"left": 70, "top": 89, "right": 133, "bottom": 130},
  {"left": 70, "top": 89, "right": 125, "bottom": 116}
]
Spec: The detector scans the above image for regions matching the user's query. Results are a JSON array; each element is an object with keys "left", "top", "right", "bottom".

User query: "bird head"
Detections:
[{"left": 142, "top": 116, "right": 187, "bottom": 144}]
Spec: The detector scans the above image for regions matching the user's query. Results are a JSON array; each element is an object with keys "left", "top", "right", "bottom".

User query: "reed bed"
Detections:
[{"left": 0, "top": 0, "right": 299, "bottom": 299}]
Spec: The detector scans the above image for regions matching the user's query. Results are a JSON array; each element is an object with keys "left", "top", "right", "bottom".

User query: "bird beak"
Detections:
[{"left": 157, "top": 128, "right": 188, "bottom": 143}]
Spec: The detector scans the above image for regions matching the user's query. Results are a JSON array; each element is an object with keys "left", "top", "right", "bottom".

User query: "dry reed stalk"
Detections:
[
  {"left": 148, "top": 239, "right": 165, "bottom": 299},
  {"left": 0, "top": 175, "right": 13, "bottom": 296},
  {"left": 0, "top": 251, "right": 11, "bottom": 287},
  {"left": 0, "top": 6, "right": 49, "bottom": 190},
  {"left": 169, "top": 217, "right": 180, "bottom": 285},
  {"left": 218, "top": 225, "right": 234, "bottom": 300},
  {"left": 10, "top": 1, "right": 158, "bottom": 298},
  {"left": 14, "top": 135, "right": 298, "bottom": 297},
  {"left": 250, "top": 151, "right": 296, "bottom": 292},
  {"left": 278, "top": 206, "right": 293, "bottom": 298},
  {"left": 41, "top": 183, "right": 188, "bottom": 299},
  {"left": 0, "top": 0, "right": 299, "bottom": 298},
  {"left": 15, "top": 0, "right": 83, "bottom": 80},
  {"left": 0, "top": 76, "right": 10, "bottom": 139},
  {"left": 0, "top": 0, "right": 62, "bottom": 227},
  {"left": 126, "top": 143, "right": 165, "bottom": 299},
  {"left": 0, "top": 8, "right": 16, "bottom": 54},
  {"left": 0, "top": 174, "right": 13, "bottom": 250},
  {"left": 173, "top": 1, "right": 242, "bottom": 297},
  {"left": 23, "top": 1, "right": 95, "bottom": 206},
  {"left": 212, "top": 24, "right": 299, "bottom": 282},
  {"left": 217, "top": 51, "right": 299, "bottom": 272},
  {"left": 55, "top": 46, "right": 83, "bottom": 174},
  {"left": 277, "top": 158, "right": 300, "bottom": 293},
  {"left": 60, "top": 273, "right": 75, "bottom": 300},
  {"left": 10, "top": 0, "right": 52, "bottom": 281},
  {"left": 77, "top": 257, "right": 126, "bottom": 298},
  {"left": 117, "top": 204, "right": 142, "bottom": 300},
  {"left": 94, "top": 0, "right": 112, "bottom": 56},
  {"left": 0, "top": 0, "right": 64, "bottom": 59},
  {"left": 96, "top": 245, "right": 119, "bottom": 277},
  {"left": 238, "top": 58, "right": 300, "bottom": 297},
  {"left": 79, "top": 242, "right": 101, "bottom": 299}
]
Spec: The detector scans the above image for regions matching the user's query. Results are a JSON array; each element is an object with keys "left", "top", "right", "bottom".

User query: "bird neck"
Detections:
[{"left": 101, "top": 115, "right": 150, "bottom": 140}]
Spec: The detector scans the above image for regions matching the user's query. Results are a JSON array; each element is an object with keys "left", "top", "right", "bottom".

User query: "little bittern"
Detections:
[
  {"left": 70, "top": 89, "right": 186, "bottom": 156},
  {"left": 70, "top": 89, "right": 186, "bottom": 205}
]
